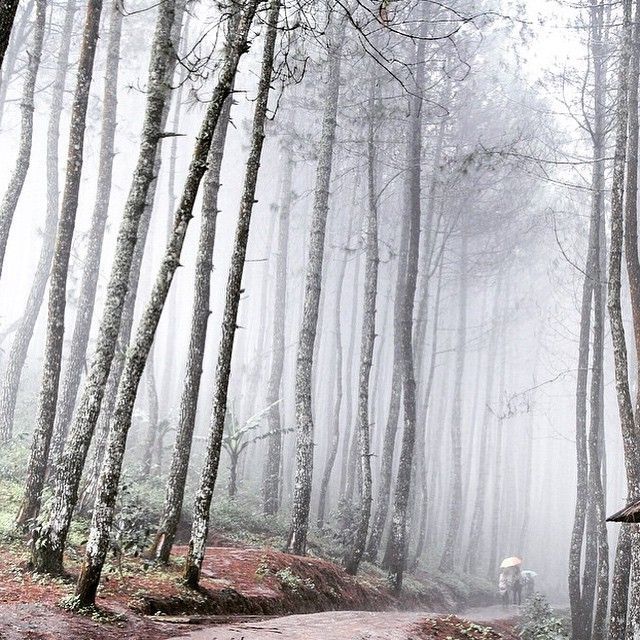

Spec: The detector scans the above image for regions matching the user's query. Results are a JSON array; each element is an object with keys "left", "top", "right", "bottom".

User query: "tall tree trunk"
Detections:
[
  {"left": 582, "top": 6, "right": 610, "bottom": 639},
  {"left": 487, "top": 324, "right": 508, "bottom": 580},
  {"left": 608, "top": 0, "right": 640, "bottom": 636},
  {"left": 569, "top": 208, "right": 595, "bottom": 640},
  {"left": 16, "top": 0, "right": 103, "bottom": 528},
  {"left": 366, "top": 201, "right": 408, "bottom": 563},
  {"left": 317, "top": 215, "right": 353, "bottom": 528},
  {"left": 345, "top": 80, "right": 378, "bottom": 576},
  {"left": 588, "top": 199, "right": 608, "bottom": 640},
  {"left": 141, "top": 342, "right": 160, "bottom": 479},
  {"left": 263, "top": 140, "right": 294, "bottom": 516},
  {"left": 465, "top": 273, "right": 503, "bottom": 574},
  {"left": 341, "top": 247, "right": 361, "bottom": 502},
  {"left": 49, "top": 1, "right": 123, "bottom": 465},
  {"left": 439, "top": 231, "right": 467, "bottom": 572},
  {"left": 73, "top": 6, "right": 189, "bottom": 510},
  {"left": 0, "top": 0, "right": 45, "bottom": 286},
  {"left": 179, "top": 0, "right": 279, "bottom": 588},
  {"left": 0, "top": 0, "right": 75, "bottom": 444},
  {"left": 74, "top": 0, "right": 265, "bottom": 605},
  {"left": 622, "top": 2, "right": 640, "bottom": 636},
  {"left": 411, "top": 253, "right": 445, "bottom": 566},
  {"left": 287, "top": 17, "right": 345, "bottom": 556},
  {"left": 386, "top": 36, "right": 424, "bottom": 592},
  {"left": 30, "top": 0, "right": 186, "bottom": 574},
  {"left": 151, "top": 81, "right": 236, "bottom": 563},
  {"left": 80, "top": 132, "right": 170, "bottom": 509}
]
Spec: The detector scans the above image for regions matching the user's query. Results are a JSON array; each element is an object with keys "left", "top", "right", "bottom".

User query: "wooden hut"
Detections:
[{"left": 607, "top": 502, "right": 640, "bottom": 523}]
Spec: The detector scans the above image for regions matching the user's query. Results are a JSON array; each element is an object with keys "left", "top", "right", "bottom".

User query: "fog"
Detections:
[{"left": 0, "top": 0, "right": 633, "bottom": 630}]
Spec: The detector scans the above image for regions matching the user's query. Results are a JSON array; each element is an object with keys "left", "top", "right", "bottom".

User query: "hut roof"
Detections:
[{"left": 607, "top": 501, "right": 640, "bottom": 523}]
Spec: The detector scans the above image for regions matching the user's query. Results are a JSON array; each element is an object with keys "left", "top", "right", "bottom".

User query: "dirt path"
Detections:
[
  {"left": 165, "top": 611, "right": 430, "bottom": 640},
  {"left": 165, "top": 609, "right": 519, "bottom": 640}
]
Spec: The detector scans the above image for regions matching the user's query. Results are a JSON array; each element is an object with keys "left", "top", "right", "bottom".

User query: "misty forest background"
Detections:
[{"left": 0, "top": 0, "right": 637, "bottom": 635}]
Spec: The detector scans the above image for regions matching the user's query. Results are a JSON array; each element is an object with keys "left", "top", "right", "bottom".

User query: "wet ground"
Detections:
[{"left": 164, "top": 607, "right": 519, "bottom": 640}]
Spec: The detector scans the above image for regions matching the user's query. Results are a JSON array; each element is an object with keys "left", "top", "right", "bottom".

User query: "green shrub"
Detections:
[
  {"left": 0, "top": 439, "right": 29, "bottom": 483},
  {"left": 519, "top": 593, "right": 568, "bottom": 640},
  {"left": 274, "top": 567, "right": 315, "bottom": 593},
  {"left": 209, "top": 495, "right": 288, "bottom": 545}
]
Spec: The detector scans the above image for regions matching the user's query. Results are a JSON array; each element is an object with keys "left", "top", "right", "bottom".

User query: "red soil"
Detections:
[
  {"left": 414, "top": 615, "right": 519, "bottom": 639},
  {"left": 0, "top": 544, "right": 507, "bottom": 640}
]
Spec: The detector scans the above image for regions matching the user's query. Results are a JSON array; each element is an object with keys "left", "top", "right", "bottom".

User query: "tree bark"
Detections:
[
  {"left": 141, "top": 342, "right": 160, "bottom": 479},
  {"left": 0, "top": 0, "right": 75, "bottom": 444},
  {"left": 49, "top": 1, "right": 123, "bottom": 465},
  {"left": 16, "top": 0, "right": 103, "bottom": 529},
  {"left": 386, "top": 36, "right": 424, "bottom": 592},
  {"left": 608, "top": 0, "right": 640, "bottom": 636},
  {"left": 366, "top": 198, "right": 409, "bottom": 563},
  {"left": 180, "top": 0, "right": 279, "bottom": 588},
  {"left": 411, "top": 252, "right": 445, "bottom": 566},
  {"left": 151, "top": 80, "right": 236, "bottom": 563},
  {"left": 75, "top": 0, "right": 265, "bottom": 605},
  {"left": 316, "top": 215, "right": 353, "bottom": 528},
  {"left": 263, "top": 140, "right": 294, "bottom": 516},
  {"left": 287, "top": 17, "right": 345, "bottom": 556},
  {"left": 0, "top": 0, "right": 45, "bottom": 286},
  {"left": 465, "top": 273, "right": 503, "bottom": 575},
  {"left": 439, "top": 231, "right": 467, "bottom": 572},
  {"left": 487, "top": 321, "right": 507, "bottom": 580},
  {"left": 345, "top": 80, "right": 378, "bottom": 576},
  {"left": 31, "top": 0, "right": 185, "bottom": 575}
]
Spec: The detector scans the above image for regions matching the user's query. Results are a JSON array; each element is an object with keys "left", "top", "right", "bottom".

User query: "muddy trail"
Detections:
[{"left": 162, "top": 609, "right": 519, "bottom": 640}]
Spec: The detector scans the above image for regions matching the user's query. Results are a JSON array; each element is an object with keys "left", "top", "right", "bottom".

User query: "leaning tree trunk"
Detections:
[
  {"left": 30, "top": 0, "right": 185, "bottom": 575},
  {"left": 80, "top": 126, "right": 171, "bottom": 510},
  {"left": 287, "top": 18, "right": 345, "bottom": 556},
  {"left": 0, "top": 0, "right": 45, "bottom": 287},
  {"left": 345, "top": 81, "right": 378, "bottom": 576},
  {"left": 439, "top": 231, "right": 467, "bottom": 572},
  {"left": 386, "top": 36, "right": 424, "bottom": 592},
  {"left": 0, "top": 0, "right": 19, "bottom": 77},
  {"left": 151, "top": 78, "right": 236, "bottom": 563},
  {"left": 263, "top": 139, "right": 294, "bottom": 516},
  {"left": 16, "top": 0, "right": 103, "bottom": 529},
  {"left": 180, "top": 0, "right": 280, "bottom": 588},
  {"left": 0, "top": 0, "right": 75, "bottom": 444},
  {"left": 49, "top": 2, "right": 123, "bottom": 466},
  {"left": 74, "top": 0, "right": 265, "bottom": 605},
  {"left": 61, "top": 4, "right": 187, "bottom": 494}
]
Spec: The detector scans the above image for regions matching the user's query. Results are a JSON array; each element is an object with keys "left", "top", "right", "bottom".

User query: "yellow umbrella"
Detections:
[{"left": 500, "top": 556, "right": 523, "bottom": 568}]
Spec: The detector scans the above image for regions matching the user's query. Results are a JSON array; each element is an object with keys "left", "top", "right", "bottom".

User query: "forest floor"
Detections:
[
  {"left": 0, "top": 541, "right": 514, "bottom": 640},
  {"left": 0, "top": 478, "right": 511, "bottom": 639}
]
